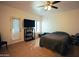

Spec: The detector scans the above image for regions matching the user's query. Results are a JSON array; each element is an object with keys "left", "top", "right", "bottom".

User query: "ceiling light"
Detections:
[
  {"left": 44, "top": 5, "right": 51, "bottom": 10},
  {"left": 47, "top": 6, "right": 51, "bottom": 10}
]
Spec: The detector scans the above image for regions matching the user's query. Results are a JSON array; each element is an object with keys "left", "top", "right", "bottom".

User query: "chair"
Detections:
[{"left": 0, "top": 34, "right": 8, "bottom": 50}]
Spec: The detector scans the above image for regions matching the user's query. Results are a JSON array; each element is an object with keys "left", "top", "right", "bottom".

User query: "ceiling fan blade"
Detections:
[
  {"left": 52, "top": 1, "right": 61, "bottom": 4},
  {"left": 51, "top": 6, "right": 58, "bottom": 9}
]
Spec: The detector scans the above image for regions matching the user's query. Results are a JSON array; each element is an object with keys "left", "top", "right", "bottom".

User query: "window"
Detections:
[
  {"left": 11, "top": 18, "right": 20, "bottom": 40},
  {"left": 35, "top": 20, "right": 41, "bottom": 33}
]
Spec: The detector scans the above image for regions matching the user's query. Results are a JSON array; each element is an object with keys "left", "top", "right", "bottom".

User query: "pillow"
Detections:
[{"left": 52, "top": 31, "right": 70, "bottom": 36}]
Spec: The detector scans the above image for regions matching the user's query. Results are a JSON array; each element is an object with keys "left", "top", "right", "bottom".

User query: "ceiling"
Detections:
[{"left": 0, "top": 1, "right": 79, "bottom": 15}]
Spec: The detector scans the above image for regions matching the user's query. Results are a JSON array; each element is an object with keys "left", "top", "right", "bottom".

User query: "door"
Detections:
[{"left": 11, "top": 17, "right": 21, "bottom": 40}]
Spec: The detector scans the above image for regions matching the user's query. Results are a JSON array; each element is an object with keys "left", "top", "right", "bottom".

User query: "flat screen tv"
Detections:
[{"left": 24, "top": 19, "right": 35, "bottom": 27}]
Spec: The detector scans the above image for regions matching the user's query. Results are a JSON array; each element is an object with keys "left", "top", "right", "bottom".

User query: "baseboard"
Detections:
[{"left": 7, "top": 39, "right": 24, "bottom": 45}]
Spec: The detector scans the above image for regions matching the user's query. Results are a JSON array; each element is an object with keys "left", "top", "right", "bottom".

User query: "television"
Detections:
[{"left": 24, "top": 19, "right": 35, "bottom": 27}]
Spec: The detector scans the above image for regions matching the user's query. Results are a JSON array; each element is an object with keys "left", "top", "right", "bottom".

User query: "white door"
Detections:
[{"left": 11, "top": 18, "right": 20, "bottom": 40}]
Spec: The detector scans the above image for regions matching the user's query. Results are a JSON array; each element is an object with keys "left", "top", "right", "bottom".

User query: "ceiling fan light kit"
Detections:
[
  {"left": 39, "top": 1, "right": 60, "bottom": 10},
  {"left": 44, "top": 5, "right": 51, "bottom": 10}
]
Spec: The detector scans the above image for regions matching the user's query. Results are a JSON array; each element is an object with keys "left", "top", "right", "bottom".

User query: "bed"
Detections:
[{"left": 40, "top": 31, "right": 72, "bottom": 56}]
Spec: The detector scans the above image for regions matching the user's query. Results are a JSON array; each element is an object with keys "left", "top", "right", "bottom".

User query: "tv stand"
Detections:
[{"left": 24, "top": 27, "right": 35, "bottom": 41}]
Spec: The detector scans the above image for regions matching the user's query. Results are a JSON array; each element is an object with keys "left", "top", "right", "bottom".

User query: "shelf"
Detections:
[{"left": 24, "top": 27, "right": 35, "bottom": 41}]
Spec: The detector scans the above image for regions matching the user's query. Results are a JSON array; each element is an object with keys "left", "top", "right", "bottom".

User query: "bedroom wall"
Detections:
[
  {"left": 42, "top": 9, "right": 79, "bottom": 35},
  {"left": 0, "top": 4, "right": 1, "bottom": 33},
  {"left": 0, "top": 3, "right": 41, "bottom": 45}
]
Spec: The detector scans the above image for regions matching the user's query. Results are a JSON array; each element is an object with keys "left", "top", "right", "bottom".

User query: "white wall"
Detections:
[
  {"left": 0, "top": 4, "right": 1, "bottom": 33},
  {"left": 0, "top": 3, "right": 41, "bottom": 45},
  {"left": 42, "top": 9, "right": 79, "bottom": 35}
]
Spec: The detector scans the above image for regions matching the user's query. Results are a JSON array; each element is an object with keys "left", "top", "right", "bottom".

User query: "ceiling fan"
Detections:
[{"left": 39, "top": 1, "right": 61, "bottom": 10}]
